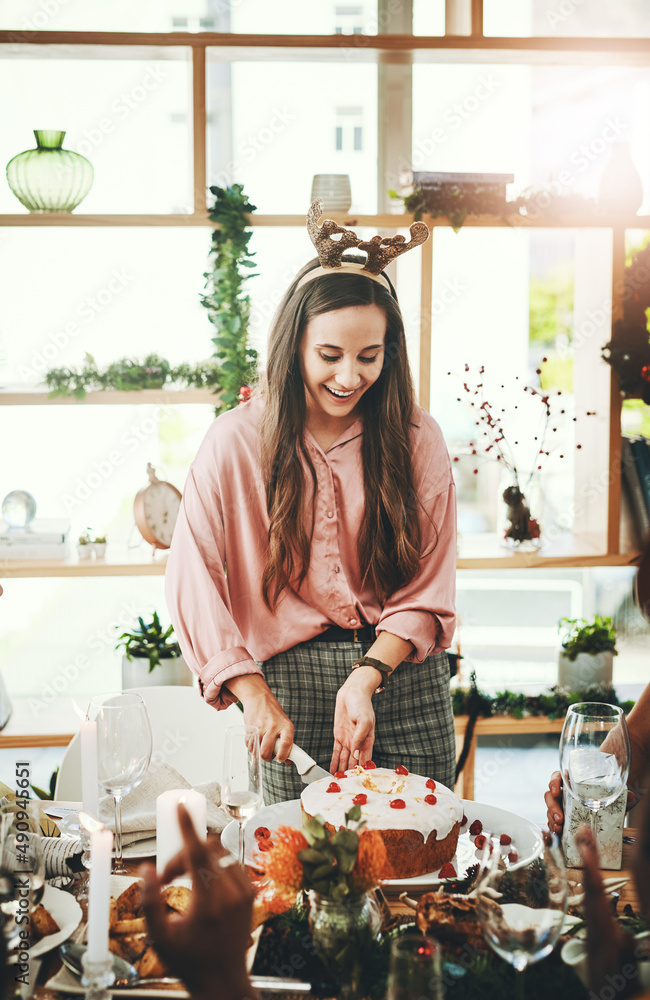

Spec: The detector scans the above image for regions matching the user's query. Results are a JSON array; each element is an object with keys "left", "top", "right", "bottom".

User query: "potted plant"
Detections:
[
  {"left": 77, "top": 531, "right": 92, "bottom": 560},
  {"left": 557, "top": 616, "right": 618, "bottom": 690},
  {"left": 116, "top": 612, "right": 192, "bottom": 689},
  {"left": 92, "top": 534, "right": 107, "bottom": 558}
]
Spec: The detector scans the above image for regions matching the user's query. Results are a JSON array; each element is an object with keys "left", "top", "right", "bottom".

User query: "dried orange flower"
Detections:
[
  {"left": 255, "top": 826, "right": 308, "bottom": 895},
  {"left": 348, "top": 829, "right": 387, "bottom": 894}
]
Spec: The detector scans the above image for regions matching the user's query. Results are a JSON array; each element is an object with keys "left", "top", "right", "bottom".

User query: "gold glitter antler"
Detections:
[
  {"left": 357, "top": 224, "right": 430, "bottom": 275},
  {"left": 307, "top": 199, "right": 362, "bottom": 268}
]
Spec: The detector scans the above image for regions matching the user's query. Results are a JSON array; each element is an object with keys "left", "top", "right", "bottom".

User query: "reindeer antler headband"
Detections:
[{"left": 296, "top": 199, "right": 430, "bottom": 291}]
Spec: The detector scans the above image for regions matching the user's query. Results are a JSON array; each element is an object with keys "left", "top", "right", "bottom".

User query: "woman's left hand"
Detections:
[{"left": 330, "top": 670, "right": 377, "bottom": 773}]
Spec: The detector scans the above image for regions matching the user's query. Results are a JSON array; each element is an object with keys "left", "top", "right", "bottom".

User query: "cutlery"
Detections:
[
  {"left": 566, "top": 875, "right": 629, "bottom": 907},
  {"left": 60, "top": 942, "right": 314, "bottom": 992},
  {"left": 273, "top": 738, "right": 331, "bottom": 784}
]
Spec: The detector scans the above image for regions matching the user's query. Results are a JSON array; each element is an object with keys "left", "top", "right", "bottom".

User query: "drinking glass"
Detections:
[
  {"left": 0, "top": 800, "right": 45, "bottom": 950},
  {"left": 90, "top": 692, "right": 152, "bottom": 874},
  {"left": 559, "top": 702, "right": 630, "bottom": 836},
  {"left": 387, "top": 931, "right": 443, "bottom": 1000},
  {"left": 475, "top": 833, "right": 568, "bottom": 1000},
  {"left": 221, "top": 725, "right": 262, "bottom": 866}
]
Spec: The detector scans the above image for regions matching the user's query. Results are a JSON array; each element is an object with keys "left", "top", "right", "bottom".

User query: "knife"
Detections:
[{"left": 273, "top": 738, "right": 331, "bottom": 785}]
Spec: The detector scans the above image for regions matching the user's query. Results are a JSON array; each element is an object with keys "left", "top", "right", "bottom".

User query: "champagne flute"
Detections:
[
  {"left": 559, "top": 702, "right": 630, "bottom": 836},
  {"left": 475, "top": 833, "right": 568, "bottom": 1000},
  {"left": 90, "top": 692, "right": 152, "bottom": 874},
  {"left": 222, "top": 725, "right": 262, "bottom": 866}
]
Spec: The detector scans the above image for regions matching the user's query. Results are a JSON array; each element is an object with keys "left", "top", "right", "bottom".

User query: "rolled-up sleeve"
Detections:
[
  {"left": 376, "top": 480, "right": 456, "bottom": 661},
  {"left": 165, "top": 457, "right": 263, "bottom": 711}
]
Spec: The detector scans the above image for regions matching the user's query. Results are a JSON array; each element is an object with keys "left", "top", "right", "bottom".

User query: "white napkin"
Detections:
[{"left": 98, "top": 761, "right": 230, "bottom": 845}]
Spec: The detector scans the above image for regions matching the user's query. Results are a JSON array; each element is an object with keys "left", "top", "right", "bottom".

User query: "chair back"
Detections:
[{"left": 54, "top": 687, "right": 243, "bottom": 800}]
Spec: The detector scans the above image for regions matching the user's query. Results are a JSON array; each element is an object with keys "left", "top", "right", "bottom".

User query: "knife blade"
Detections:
[{"left": 273, "top": 738, "right": 331, "bottom": 785}]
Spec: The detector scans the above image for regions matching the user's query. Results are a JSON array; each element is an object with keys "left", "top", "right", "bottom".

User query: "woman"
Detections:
[{"left": 166, "top": 218, "right": 457, "bottom": 804}]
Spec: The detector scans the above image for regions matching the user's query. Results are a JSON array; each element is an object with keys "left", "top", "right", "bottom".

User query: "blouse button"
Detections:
[
  {"left": 326, "top": 510, "right": 334, "bottom": 518},
  {"left": 348, "top": 617, "right": 358, "bottom": 626}
]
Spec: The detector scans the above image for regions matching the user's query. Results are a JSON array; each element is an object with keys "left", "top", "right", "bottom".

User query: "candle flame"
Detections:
[{"left": 79, "top": 811, "right": 104, "bottom": 834}]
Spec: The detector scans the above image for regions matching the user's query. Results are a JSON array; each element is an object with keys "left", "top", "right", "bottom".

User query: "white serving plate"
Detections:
[
  {"left": 221, "top": 798, "right": 544, "bottom": 889},
  {"left": 45, "top": 874, "right": 261, "bottom": 997},
  {"left": 7, "top": 884, "right": 82, "bottom": 963}
]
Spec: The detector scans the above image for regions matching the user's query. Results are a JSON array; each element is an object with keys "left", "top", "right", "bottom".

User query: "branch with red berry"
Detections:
[{"left": 448, "top": 364, "right": 596, "bottom": 544}]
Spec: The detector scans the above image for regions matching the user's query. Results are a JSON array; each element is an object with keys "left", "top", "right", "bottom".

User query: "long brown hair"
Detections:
[{"left": 259, "top": 256, "right": 435, "bottom": 610}]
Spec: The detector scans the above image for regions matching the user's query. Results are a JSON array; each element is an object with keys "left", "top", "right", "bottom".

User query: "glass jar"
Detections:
[{"left": 307, "top": 890, "right": 382, "bottom": 997}]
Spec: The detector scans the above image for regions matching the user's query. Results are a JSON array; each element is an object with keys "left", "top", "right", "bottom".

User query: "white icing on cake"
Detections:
[{"left": 301, "top": 766, "right": 463, "bottom": 842}]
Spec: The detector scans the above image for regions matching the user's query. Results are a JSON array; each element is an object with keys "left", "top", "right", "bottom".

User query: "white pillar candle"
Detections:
[
  {"left": 81, "top": 814, "right": 113, "bottom": 964},
  {"left": 156, "top": 789, "right": 207, "bottom": 874},
  {"left": 80, "top": 717, "right": 99, "bottom": 818}
]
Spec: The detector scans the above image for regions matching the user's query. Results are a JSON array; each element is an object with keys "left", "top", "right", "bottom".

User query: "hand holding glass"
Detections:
[
  {"left": 221, "top": 725, "right": 262, "bottom": 866},
  {"left": 560, "top": 702, "right": 630, "bottom": 835}
]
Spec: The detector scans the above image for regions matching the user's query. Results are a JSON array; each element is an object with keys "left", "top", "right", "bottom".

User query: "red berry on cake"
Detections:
[
  {"left": 257, "top": 839, "right": 274, "bottom": 851},
  {"left": 438, "top": 862, "right": 456, "bottom": 878},
  {"left": 469, "top": 819, "right": 483, "bottom": 836},
  {"left": 499, "top": 834, "right": 512, "bottom": 845},
  {"left": 335, "top": 771, "right": 347, "bottom": 779},
  {"left": 390, "top": 798, "right": 406, "bottom": 809},
  {"left": 426, "top": 778, "right": 436, "bottom": 790},
  {"left": 424, "top": 794, "right": 437, "bottom": 805},
  {"left": 508, "top": 850, "right": 519, "bottom": 863},
  {"left": 395, "top": 765, "right": 409, "bottom": 775},
  {"left": 362, "top": 761, "right": 377, "bottom": 770},
  {"left": 352, "top": 793, "right": 367, "bottom": 805},
  {"left": 254, "top": 826, "right": 271, "bottom": 840},
  {"left": 474, "top": 834, "right": 487, "bottom": 850},
  {"left": 460, "top": 815, "right": 468, "bottom": 827},
  {"left": 327, "top": 782, "right": 341, "bottom": 793}
]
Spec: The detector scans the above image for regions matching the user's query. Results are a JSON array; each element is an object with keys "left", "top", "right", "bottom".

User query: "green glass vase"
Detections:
[{"left": 6, "top": 130, "right": 93, "bottom": 213}]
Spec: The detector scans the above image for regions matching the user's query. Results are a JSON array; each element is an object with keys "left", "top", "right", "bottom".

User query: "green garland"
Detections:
[
  {"left": 201, "top": 184, "right": 258, "bottom": 416},
  {"left": 253, "top": 906, "right": 589, "bottom": 1000},
  {"left": 44, "top": 353, "right": 222, "bottom": 400},
  {"left": 452, "top": 671, "right": 636, "bottom": 721}
]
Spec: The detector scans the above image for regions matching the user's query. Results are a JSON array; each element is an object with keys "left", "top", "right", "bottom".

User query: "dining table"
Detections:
[{"left": 27, "top": 828, "right": 643, "bottom": 1000}]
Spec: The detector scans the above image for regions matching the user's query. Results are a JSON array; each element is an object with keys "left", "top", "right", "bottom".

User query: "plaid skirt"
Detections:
[{"left": 260, "top": 641, "right": 456, "bottom": 804}]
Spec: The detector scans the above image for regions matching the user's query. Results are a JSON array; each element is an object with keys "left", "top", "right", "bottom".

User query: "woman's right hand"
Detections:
[
  {"left": 545, "top": 770, "right": 564, "bottom": 834},
  {"left": 225, "top": 674, "right": 294, "bottom": 763}
]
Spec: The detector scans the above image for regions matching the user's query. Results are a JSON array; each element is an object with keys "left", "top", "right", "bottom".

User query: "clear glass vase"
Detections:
[
  {"left": 6, "top": 130, "right": 93, "bottom": 213},
  {"left": 499, "top": 477, "right": 542, "bottom": 551},
  {"left": 307, "top": 890, "right": 382, "bottom": 997}
]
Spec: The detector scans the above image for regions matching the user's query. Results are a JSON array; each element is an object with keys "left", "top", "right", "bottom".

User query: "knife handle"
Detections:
[{"left": 272, "top": 738, "right": 314, "bottom": 775}]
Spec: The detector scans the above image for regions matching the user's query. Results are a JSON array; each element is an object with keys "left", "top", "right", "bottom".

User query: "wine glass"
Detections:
[
  {"left": 90, "top": 692, "right": 152, "bottom": 874},
  {"left": 221, "top": 725, "right": 262, "bottom": 866},
  {"left": 1, "top": 800, "right": 45, "bottom": 950},
  {"left": 559, "top": 702, "right": 630, "bottom": 836},
  {"left": 475, "top": 833, "right": 568, "bottom": 999}
]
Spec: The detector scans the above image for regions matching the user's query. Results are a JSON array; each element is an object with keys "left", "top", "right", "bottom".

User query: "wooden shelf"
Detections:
[
  {"left": 0, "top": 386, "right": 219, "bottom": 405},
  {"left": 0, "top": 697, "right": 79, "bottom": 749},
  {"left": 456, "top": 533, "right": 641, "bottom": 570},
  {"left": 0, "top": 545, "right": 168, "bottom": 579},
  {"left": 2, "top": 31, "right": 650, "bottom": 66},
  {"left": 0, "top": 212, "right": 649, "bottom": 229}
]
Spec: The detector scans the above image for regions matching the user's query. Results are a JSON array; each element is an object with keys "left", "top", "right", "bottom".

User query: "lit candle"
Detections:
[
  {"left": 80, "top": 716, "right": 99, "bottom": 818},
  {"left": 156, "top": 789, "right": 207, "bottom": 874},
  {"left": 80, "top": 812, "right": 113, "bottom": 964}
]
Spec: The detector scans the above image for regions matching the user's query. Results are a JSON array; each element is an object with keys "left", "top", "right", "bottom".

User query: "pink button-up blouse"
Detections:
[{"left": 165, "top": 395, "right": 456, "bottom": 710}]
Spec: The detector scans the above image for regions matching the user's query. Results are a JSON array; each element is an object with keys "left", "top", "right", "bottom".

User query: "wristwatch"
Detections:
[{"left": 351, "top": 656, "right": 392, "bottom": 692}]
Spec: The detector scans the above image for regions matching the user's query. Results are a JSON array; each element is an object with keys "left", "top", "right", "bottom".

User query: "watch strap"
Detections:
[{"left": 351, "top": 655, "right": 392, "bottom": 691}]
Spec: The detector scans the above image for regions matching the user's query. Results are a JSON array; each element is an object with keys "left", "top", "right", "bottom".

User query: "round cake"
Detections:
[{"left": 300, "top": 764, "right": 464, "bottom": 880}]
